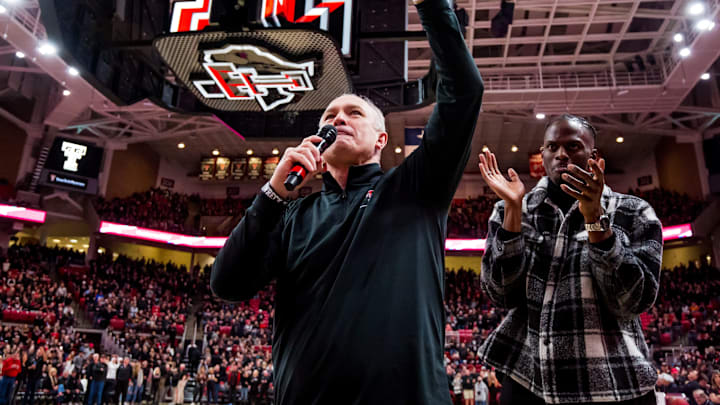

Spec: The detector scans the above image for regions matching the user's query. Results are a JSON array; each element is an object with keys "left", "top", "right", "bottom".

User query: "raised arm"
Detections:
[
  {"left": 400, "top": 0, "right": 484, "bottom": 206},
  {"left": 588, "top": 199, "right": 663, "bottom": 320}
]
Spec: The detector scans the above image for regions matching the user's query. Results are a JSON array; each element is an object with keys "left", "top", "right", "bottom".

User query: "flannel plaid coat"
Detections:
[{"left": 478, "top": 177, "right": 663, "bottom": 403}]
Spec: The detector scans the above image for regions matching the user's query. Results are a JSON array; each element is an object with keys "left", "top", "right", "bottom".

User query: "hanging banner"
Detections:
[
  {"left": 529, "top": 153, "right": 545, "bottom": 179},
  {"left": 215, "top": 157, "right": 231, "bottom": 180}
]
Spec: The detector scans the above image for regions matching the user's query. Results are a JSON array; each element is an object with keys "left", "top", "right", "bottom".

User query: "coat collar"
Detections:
[
  {"left": 322, "top": 163, "right": 384, "bottom": 193},
  {"left": 526, "top": 176, "right": 614, "bottom": 213}
]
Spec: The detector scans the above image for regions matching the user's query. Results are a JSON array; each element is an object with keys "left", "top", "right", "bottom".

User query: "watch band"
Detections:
[
  {"left": 261, "top": 182, "right": 289, "bottom": 207},
  {"left": 585, "top": 214, "right": 610, "bottom": 232}
]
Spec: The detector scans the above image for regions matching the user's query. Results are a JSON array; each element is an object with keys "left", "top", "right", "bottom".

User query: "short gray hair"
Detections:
[{"left": 321, "top": 94, "right": 386, "bottom": 133}]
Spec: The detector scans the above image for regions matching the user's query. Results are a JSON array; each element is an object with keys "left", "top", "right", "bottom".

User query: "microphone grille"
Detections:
[{"left": 319, "top": 125, "right": 337, "bottom": 143}]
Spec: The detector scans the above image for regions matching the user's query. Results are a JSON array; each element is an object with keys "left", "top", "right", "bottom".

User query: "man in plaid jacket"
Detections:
[{"left": 477, "top": 114, "right": 663, "bottom": 405}]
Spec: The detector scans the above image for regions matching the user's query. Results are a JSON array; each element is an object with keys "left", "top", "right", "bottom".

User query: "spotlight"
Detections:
[
  {"left": 701, "top": 73, "right": 710, "bottom": 80},
  {"left": 482, "top": 145, "right": 489, "bottom": 153},
  {"left": 511, "top": 145, "right": 518, "bottom": 152},
  {"left": 68, "top": 67, "right": 79, "bottom": 76},
  {"left": 62, "top": 89, "right": 71, "bottom": 96},
  {"left": 212, "top": 149, "right": 220, "bottom": 156},
  {"left": 394, "top": 146, "right": 402, "bottom": 154},
  {"left": 37, "top": 42, "right": 57, "bottom": 55},
  {"left": 15, "top": 51, "right": 24, "bottom": 58},
  {"left": 70, "top": 239, "right": 78, "bottom": 243},
  {"left": 177, "top": 143, "right": 186, "bottom": 149},
  {"left": 687, "top": 2, "right": 705, "bottom": 16},
  {"left": 696, "top": 19, "right": 713, "bottom": 31},
  {"left": 52, "top": 239, "right": 60, "bottom": 243},
  {"left": 535, "top": 113, "right": 546, "bottom": 119},
  {"left": 673, "top": 33, "right": 684, "bottom": 43},
  {"left": 616, "top": 136, "right": 625, "bottom": 143},
  {"left": 679, "top": 47, "right": 691, "bottom": 58},
  {"left": 246, "top": 149, "right": 254, "bottom": 155},
  {"left": 272, "top": 148, "right": 279, "bottom": 155}
]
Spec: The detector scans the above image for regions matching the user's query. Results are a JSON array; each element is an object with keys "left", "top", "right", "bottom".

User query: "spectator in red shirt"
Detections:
[{"left": 0, "top": 349, "right": 21, "bottom": 405}]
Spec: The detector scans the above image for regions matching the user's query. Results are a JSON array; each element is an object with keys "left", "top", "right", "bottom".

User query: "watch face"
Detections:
[{"left": 600, "top": 215, "right": 611, "bottom": 229}]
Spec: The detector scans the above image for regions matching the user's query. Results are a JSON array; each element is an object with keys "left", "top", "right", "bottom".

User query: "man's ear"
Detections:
[{"left": 376, "top": 132, "right": 388, "bottom": 151}]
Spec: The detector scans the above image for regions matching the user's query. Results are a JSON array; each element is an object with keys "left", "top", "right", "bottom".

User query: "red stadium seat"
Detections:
[
  {"left": 660, "top": 332, "right": 673, "bottom": 345},
  {"left": 681, "top": 320, "right": 691, "bottom": 333},
  {"left": 110, "top": 318, "right": 125, "bottom": 330},
  {"left": 175, "top": 324, "right": 185, "bottom": 335}
]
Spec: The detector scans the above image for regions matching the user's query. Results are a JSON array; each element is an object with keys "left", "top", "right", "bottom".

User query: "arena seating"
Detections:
[{"left": 2, "top": 243, "right": 719, "bottom": 405}]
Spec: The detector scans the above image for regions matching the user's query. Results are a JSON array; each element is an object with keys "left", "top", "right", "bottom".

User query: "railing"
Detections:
[
  {"left": 482, "top": 67, "right": 666, "bottom": 92},
  {"left": 4, "top": 2, "right": 47, "bottom": 40}
]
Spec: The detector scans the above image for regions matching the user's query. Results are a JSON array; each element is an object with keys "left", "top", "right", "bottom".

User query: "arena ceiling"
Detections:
[{"left": 0, "top": 0, "right": 718, "bottom": 177}]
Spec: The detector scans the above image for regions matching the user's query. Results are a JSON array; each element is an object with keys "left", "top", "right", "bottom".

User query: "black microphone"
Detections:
[{"left": 284, "top": 125, "right": 337, "bottom": 191}]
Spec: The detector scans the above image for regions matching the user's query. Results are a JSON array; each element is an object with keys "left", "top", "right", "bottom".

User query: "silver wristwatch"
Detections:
[{"left": 585, "top": 213, "right": 610, "bottom": 232}]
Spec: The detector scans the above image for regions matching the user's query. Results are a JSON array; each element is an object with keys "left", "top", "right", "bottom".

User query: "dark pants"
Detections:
[
  {"left": 115, "top": 380, "right": 129, "bottom": 404},
  {"left": 0, "top": 377, "right": 16, "bottom": 405},
  {"left": 500, "top": 377, "right": 657, "bottom": 405},
  {"left": 88, "top": 381, "right": 105, "bottom": 405},
  {"left": 104, "top": 380, "right": 116, "bottom": 405},
  {"left": 21, "top": 378, "right": 39, "bottom": 405}
]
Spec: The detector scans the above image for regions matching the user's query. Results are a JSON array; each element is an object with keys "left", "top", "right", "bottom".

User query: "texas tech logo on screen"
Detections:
[
  {"left": 192, "top": 45, "right": 315, "bottom": 111},
  {"left": 61, "top": 141, "right": 87, "bottom": 172}
]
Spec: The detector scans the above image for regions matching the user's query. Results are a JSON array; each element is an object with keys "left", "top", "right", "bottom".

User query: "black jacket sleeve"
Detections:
[
  {"left": 398, "top": 0, "right": 483, "bottom": 207},
  {"left": 210, "top": 193, "right": 286, "bottom": 302}
]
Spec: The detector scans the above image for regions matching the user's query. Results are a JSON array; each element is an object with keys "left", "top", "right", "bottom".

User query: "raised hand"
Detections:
[
  {"left": 560, "top": 158, "right": 606, "bottom": 222},
  {"left": 478, "top": 149, "right": 525, "bottom": 209}
]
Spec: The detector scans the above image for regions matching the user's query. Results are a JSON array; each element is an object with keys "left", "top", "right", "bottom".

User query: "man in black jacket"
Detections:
[
  {"left": 210, "top": 0, "right": 483, "bottom": 403},
  {"left": 88, "top": 354, "right": 108, "bottom": 405}
]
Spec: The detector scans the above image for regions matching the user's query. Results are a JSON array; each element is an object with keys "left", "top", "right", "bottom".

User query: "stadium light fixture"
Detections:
[
  {"left": 212, "top": 149, "right": 220, "bottom": 156},
  {"left": 394, "top": 147, "right": 402, "bottom": 154},
  {"left": 68, "top": 67, "right": 79, "bottom": 76},
  {"left": 511, "top": 145, "right": 518, "bottom": 152},
  {"left": 15, "top": 51, "right": 25, "bottom": 58},
  {"left": 687, "top": 2, "right": 705, "bottom": 16},
  {"left": 535, "top": 113, "right": 546, "bottom": 119},
  {"left": 37, "top": 42, "right": 58, "bottom": 56},
  {"left": 673, "top": 33, "right": 684, "bottom": 43},
  {"left": 679, "top": 47, "right": 691, "bottom": 58}
]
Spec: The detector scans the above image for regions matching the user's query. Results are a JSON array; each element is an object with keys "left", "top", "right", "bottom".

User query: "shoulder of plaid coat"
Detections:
[{"left": 478, "top": 178, "right": 663, "bottom": 404}]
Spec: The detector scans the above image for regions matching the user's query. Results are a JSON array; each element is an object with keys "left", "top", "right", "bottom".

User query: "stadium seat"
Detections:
[{"left": 660, "top": 332, "right": 673, "bottom": 345}]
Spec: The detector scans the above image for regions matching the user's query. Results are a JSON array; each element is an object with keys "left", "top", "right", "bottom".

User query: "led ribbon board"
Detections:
[
  {"left": 0, "top": 204, "right": 46, "bottom": 223},
  {"left": 154, "top": 30, "right": 352, "bottom": 112},
  {"left": 100, "top": 221, "right": 693, "bottom": 251}
]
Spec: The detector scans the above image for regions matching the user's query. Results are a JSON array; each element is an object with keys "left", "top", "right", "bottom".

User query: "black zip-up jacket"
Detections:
[{"left": 211, "top": 0, "right": 484, "bottom": 403}]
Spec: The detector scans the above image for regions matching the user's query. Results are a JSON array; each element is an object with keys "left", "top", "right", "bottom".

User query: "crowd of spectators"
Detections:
[
  {"left": 94, "top": 189, "right": 190, "bottom": 233},
  {"left": 3, "top": 241, "right": 720, "bottom": 405},
  {"left": 447, "top": 197, "right": 497, "bottom": 239},
  {"left": 198, "top": 198, "right": 251, "bottom": 218},
  {"left": 60, "top": 254, "right": 201, "bottom": 336},
  {"left": 93, "top": 185, "right": 709, "bottom": 240},
  {"left": 629, "top": 188, "right": 708, "bottom": 227}
]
